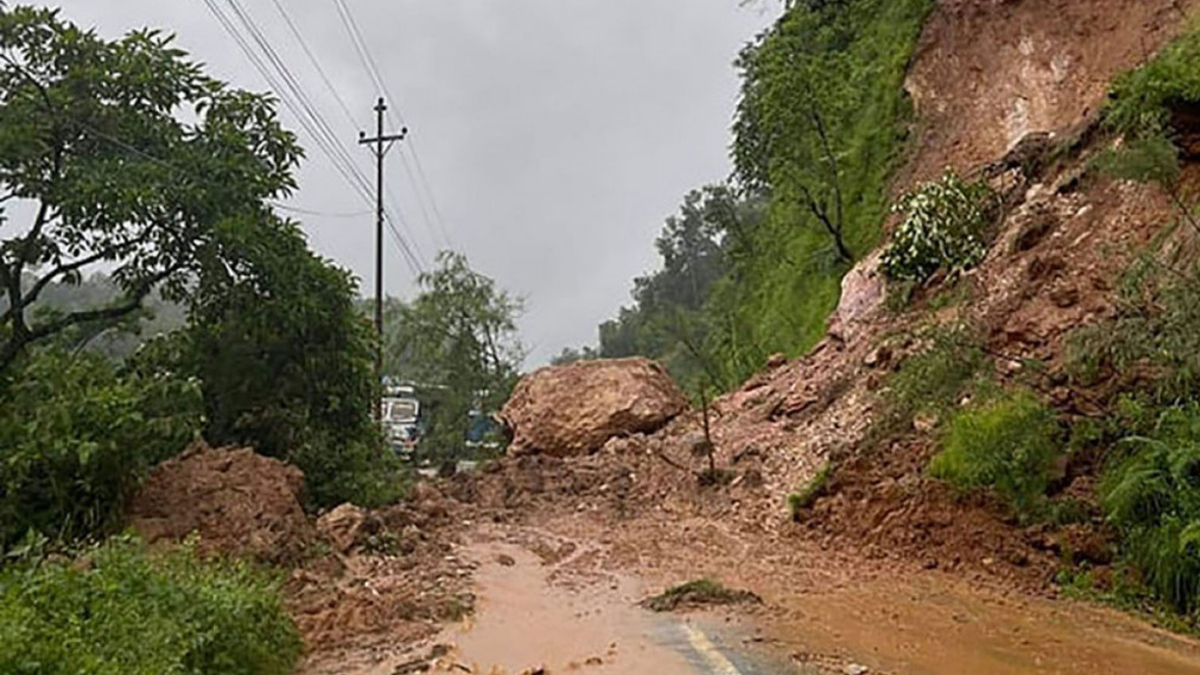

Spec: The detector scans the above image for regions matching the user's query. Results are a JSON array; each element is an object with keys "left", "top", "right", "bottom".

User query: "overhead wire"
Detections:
[
  {"left": 330, "top": 0, "right": 458, "bottom": 253},
  {"left": 235, "top": 0, "right": 427, "bottom": 273},
  {"left": 201, "top": 0, "right": 426, "bottom": 276}
]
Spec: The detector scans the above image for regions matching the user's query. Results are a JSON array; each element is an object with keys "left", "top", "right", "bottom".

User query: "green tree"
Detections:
[
  {"left": 596, "top": 185, "right": 764, "bottom": 391},
  {"left": 384, "top": 251, "right": 524, "bottom": 462},
  {"left": 167, "top": 215, "right": 393, "bottom": 509},
  {"left": 0, "top": 6, "right": 300, "bottom": 373}
]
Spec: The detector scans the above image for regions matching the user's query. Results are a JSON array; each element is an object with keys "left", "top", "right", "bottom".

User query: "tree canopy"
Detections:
[{"left": 0, "top": 6, "right": 301, "bottom": 372}]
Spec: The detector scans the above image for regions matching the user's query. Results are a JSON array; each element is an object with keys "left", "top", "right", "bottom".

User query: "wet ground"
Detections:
[
  {"left": 450, "top": 538, "right": 804, "bottom": 674},
  {"left": 298, "top": 518, "right": 1200, "bottom": 675}
]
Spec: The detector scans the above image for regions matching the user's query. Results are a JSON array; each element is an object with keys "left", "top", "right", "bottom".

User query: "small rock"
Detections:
[
  {"left": 584, "top": 656, "right": 604, "bottom": 666},
  {"left": 845, "top": 664, "right": 870, "bottom": 675},
  {"left": 767, "top": 353, "right": 788, "bottom": 369},
  {"left": 912, "top": 413, "right": 939, "bottom": 433},
  {"left": 922, "top": 558, "right": 939, "bottom": 570},
  {"left": 864, "top": 346, "right": 892, "bottom": 369}
]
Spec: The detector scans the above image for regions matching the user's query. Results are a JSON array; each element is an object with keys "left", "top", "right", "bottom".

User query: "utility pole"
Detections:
[{"left": 359, "top": 97, "right": 407, "bottom": 409}]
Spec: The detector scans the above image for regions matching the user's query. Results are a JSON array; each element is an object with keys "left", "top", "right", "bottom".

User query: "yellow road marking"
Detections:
[{"left": 684, "top": 623, "right": 744, "bottom": 675}]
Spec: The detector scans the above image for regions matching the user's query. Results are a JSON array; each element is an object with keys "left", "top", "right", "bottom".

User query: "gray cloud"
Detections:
[{"left": 47, "top": 0, "right": 774, "bottom": 365}]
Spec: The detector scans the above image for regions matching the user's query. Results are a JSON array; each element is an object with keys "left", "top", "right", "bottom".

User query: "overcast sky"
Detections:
[{"left": 49, "top": 0, "right": 776, "bottom": 366}]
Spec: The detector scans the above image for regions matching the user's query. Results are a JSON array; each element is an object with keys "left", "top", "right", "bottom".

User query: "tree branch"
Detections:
[
  {"left": 20, "top": 229, "right": 155, "bottom": 309},
  {"left": 0, "top": 264, "right": 178, "bottom": 372}
]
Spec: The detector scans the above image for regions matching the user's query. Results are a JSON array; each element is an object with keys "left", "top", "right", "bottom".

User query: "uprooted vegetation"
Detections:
[{"left": 641, "top": 579, "right": 764, "bottom": 613}]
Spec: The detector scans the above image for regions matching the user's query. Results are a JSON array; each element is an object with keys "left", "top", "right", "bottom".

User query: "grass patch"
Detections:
[
  {"left": 0, "top": 536, "right": 301, "bottom": 675},
  {"left": 641, "top": 579, "right": 763, "bottom": 613},
  {"left": 862, "top": 326, "right": 987, "bottom": 449},
  {"left": 929, "top": 389, "right": 1063, "bottom": 520},
  {"left": 787, "top": 461, "right": 834, "bottom": 520}
]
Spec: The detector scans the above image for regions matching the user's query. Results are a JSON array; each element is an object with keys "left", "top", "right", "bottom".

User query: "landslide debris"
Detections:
[
  {"left": 126, "top": 442, "right": 315, "bottom": 564},
  {"left": 500, "top": 357, "right": 687, "bottom": 458},
  {"left": 641, "top": 579, "right": 764, "bottom": 612}
]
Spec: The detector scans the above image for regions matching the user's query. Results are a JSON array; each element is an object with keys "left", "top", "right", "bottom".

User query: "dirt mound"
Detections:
[
  {"left": 126, "top": 443, "right": 314, "bottom": 564},
  {"left": 797, "top": 440, "right": 1061, "bottom": 589},
  {"left": 501, "top": 357, "right": 688, "bottom": 458},
  {"left": 289, "top": 485, "right": 474, "bottom": 665}
]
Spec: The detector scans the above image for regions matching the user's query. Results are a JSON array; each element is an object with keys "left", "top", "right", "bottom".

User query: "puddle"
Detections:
[{"left": 451, "top": 540, "right": 696, "bottom": 673}]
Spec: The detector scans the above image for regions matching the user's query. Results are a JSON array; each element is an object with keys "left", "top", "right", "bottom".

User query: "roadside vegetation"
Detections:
[
  {"left": 0, "top": 537, "right": 300, "bottom": 675},
  {"left": 0, "top": 5, "right": 424, "bottom": 670}
]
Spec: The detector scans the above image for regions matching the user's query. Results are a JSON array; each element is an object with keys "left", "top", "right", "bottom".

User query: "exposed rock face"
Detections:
[
  {"left": 126, "top": 443, "right": 315, "bottom": 563},
  {"left": 827, "top": 249, "right": 886, "bottom": 342},
  {"left": 500, "top": 358, "right": 687, "bottom": 458}
]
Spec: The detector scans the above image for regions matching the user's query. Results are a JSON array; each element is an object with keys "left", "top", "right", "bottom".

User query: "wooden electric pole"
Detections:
[{"left": 358, "top": 97, "right": 407, "bottom": 399}]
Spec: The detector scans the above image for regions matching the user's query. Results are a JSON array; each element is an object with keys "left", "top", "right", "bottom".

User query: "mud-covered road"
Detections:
[{"left": 299, "top": 517, "right": 1200, "bottom": 675}]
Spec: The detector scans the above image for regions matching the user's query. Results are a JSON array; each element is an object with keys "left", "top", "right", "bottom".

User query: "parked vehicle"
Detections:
[{"left": 380, "top": 380, "right": 421, "bottom": 459}]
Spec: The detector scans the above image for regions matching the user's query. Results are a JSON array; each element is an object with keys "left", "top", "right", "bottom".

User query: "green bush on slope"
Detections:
[{"left": 930, "top": 390, "right": 1063, "bottom": 519}]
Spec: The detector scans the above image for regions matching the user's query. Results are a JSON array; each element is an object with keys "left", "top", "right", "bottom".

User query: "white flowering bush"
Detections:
[{"left": 882, "top": 170, "right": 994, "bottom": 282}]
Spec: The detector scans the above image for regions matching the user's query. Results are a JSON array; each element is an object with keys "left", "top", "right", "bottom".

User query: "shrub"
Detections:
[
  {"left": 929, "top": 389, "right": 1063, "bottom": 517},
  {"left": 787, "top": 461, "right": 833, "bottom": 519},
  {"left": 1101, "top": 405, "right": 1200, "bottom": 613},
  {"left": 882, "top": 170, "right": 995, "bottom": 283},
  {"left": 866, "top": 326, "right": 987, "bottom": 445},
  {"left": 1106, "top": 24, "right": 1200, "bottom": 137},
  {"left": 0, "top": 349, "right": 201, "bottom": 551},
  {"left": 0, "top": 537, "right": 301, "bottom": 674},
  {"left": 641, "top": 579, "right": 762, "bottom": 612}
]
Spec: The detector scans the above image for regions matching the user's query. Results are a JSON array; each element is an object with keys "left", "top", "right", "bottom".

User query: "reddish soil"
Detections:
[
  {"left": 126, "top": 443, "right": 315, "bottom": 564},
  {"left": 904, "top": 0, "right": 1199, "bottom": 185}
]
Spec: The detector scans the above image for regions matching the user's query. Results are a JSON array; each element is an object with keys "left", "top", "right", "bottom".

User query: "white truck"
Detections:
[{"left": 380, "top": 381, "right": 421, "bottom": 459}]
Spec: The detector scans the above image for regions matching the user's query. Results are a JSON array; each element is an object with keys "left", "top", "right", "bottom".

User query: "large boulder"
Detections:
[{"left": 501, "top": 357, "right": 687, "bottom": 458}]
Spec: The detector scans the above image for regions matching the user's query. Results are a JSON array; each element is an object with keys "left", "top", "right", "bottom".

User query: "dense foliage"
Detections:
[
  {"left": 172, "top": 215, "right": 396, "bottom": 509},
  {"left": 383, "top": 251, "right": 524, "bottom": 463},
  {"left": 0, "top": 538, "right": 301, "bottom": 675},
  {"left": 0, "top": 348, "right": 200, "bottom": 551},
  {"left": 882, "top": 170, "right": 995, "bottom": 283},
  {"left": 930, "top": 390, "right": 1063, "bottom": 518},
  {"left": 1101, "top": 406, "right": 1200, "bottom": 613}
]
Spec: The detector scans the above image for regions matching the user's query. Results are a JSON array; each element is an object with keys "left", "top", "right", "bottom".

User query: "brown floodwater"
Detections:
[{"left": 451, "top": 540, "right": 697, "bottom": 674}]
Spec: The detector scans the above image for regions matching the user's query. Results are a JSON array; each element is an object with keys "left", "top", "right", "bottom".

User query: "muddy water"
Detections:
[
  {"left": 451, "top": 540, "right": 695, "bottom": 673},
  {"left": 764, "top": 578, "right": 1200, "bottom": 675}
]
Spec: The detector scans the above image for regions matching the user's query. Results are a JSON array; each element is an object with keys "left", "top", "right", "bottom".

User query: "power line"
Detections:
[
  {"left": 267, "top": 0, "right": 358, "bottom": 130},
  {"left": 271, "top": 203, "right": 372, "bottom": 219},
  {"left": 201, "top": 0, "right": 426, "bottom": 277},
  {"left": 330, "top": 0, "right": 458, "bottom": 253}
]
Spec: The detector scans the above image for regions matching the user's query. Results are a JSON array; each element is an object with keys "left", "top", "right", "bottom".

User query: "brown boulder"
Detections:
[
  {"left": 501, "top": 358, "right": 687, "bottom": 457},
  {"left": 126, "top": 443, "right": 315, "bottom": 564}
]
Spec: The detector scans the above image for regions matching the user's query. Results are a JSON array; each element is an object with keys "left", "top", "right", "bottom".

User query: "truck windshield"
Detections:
[{"left": 384, "top": 399, "right": 419, "bottom": 423}]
